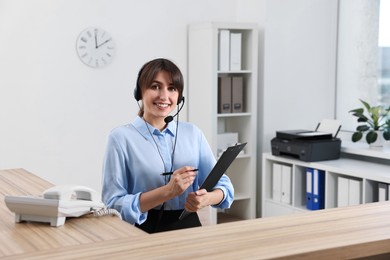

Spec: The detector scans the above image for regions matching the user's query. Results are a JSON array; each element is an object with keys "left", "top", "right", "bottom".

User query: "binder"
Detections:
[
  {"left": 231, "top": 77, "right": 243, "bottom": 113},
  {"left": 306, "top": 168, "right": 313, "bottom": 209},
  {"left": 337, "top": 176, "right": 362, "bottom": 207},
  {"left": 218, "top": 77, "right": 232, "bottom": 113},
  {"left": 348, "top": 179, "right": 361, "bottom": 206},
  {"left": 273, "top": 163, "right": 292, "bottom": 204},
  {"left": 218, "top": 30, "right": 230, "bottom": 71},
  {"left": 230, "top": 32, "right": 241, "bottom": 70},
  {"left": 272, "top": 163, "right": 282, "bottom": 202},
  {"left": 281, "top": 165, "right": 292, "bottom": 204},
  {"left": 378, "top": 182, "right": 388, "bottom": 202},
  {"left": 388, "top": 184, "right": 390, "bottom": 201},
  {"left": 306, "top": 168, "right": 325, "bottom": 210},
  {"left": 337, "top": 176, "right": 349, "bottom": 207},
  {"left": 312, "top": 169, "right": 325, "bottom": 210}
]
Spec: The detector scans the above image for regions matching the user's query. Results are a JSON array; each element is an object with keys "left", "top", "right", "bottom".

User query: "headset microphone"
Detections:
[{"left": 164, "top": 97, "right": 185, "bottom": 123}]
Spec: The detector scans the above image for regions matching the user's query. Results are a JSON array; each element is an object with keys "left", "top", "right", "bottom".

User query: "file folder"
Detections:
[
  {"left": 232, "top": 77, "right": 243, "bottom": 113},
  {"left": 218, "top": 77, "right": 232, "bottom": 113},
  {"left": 179, "top": 143, "right": 247, "bottom": 220},
  {"left": 378, "top": 183, "right": 388, "bottom": 202},
  {"left": 348, "top": 179, "right": 361, "bottom": 206},
  {"left": 272, "top": 163, "right": 282, "bottom": 202},
  {"left": 337, "top": 176, "right": 350, "bottom": 207},
  {"left": 218, "top": 30, "right": 230, "bottom": 71},
  {"left": 230, "top": 32, "right": 242, "bottom": 70},
  {"left": 388, "top": 183, "right": 390, "bottom": 201},
  {"left": 337, "top": 177, "right": 362, "bottom": 207},
  {"left": 281, "top": 165, "right": 292, "bottom": 204}
]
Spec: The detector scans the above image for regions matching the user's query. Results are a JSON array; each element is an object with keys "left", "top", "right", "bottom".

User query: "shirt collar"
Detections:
[{"left": 132, "top": 116, "right": 176, "bottom": 139}]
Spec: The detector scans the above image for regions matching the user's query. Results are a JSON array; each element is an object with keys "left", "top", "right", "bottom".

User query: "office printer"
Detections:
[{"left": 271, "top": 120, "right": 342, "bottom": 162}]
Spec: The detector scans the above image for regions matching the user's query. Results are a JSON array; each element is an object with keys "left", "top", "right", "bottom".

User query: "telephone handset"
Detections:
[
  {"left": 43, "top": 185, "right": 101, "bottom": 201},
  {"left": 5, "top": 185, "right": 120, "bottom": 227}
]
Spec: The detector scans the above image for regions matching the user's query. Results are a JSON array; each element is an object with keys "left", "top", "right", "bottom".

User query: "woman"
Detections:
[{"left": 102, "top": 58, "right": 234, "bottom": 233}]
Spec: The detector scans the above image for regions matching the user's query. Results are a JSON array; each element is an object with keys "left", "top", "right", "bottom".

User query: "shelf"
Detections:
[
  {"left": 189, "top": 22, "right": 258, "bottom": 224},
  {"left": 262, "top": 152, "right": 390, "bottom": 218},
  {"left": 264, "top": 153, "right": 390, "bottom": 182}
]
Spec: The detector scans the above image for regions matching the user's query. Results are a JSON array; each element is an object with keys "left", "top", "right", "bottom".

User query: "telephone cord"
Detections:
[{"left": 92, "top": 208, "right": 122, "bottom": 220}]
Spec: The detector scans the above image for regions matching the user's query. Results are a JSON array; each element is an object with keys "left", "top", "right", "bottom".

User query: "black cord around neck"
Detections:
[{"left": 142, "top": 119, "right": 168, "bottom": 171}]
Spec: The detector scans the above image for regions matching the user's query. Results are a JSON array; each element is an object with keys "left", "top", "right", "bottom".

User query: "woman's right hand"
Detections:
[{"left": 166, "top": 166, "right": 197, "bottom": 197}]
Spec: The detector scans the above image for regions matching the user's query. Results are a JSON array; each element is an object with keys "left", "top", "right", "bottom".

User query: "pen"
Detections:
[{"left": 161, "top": 169, "right": 198, "bottom": 176}]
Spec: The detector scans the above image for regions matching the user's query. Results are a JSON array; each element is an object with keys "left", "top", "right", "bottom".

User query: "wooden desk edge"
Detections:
[
  {"left": 4, "top": 227, "right": 390, "bottom": 260},
  {"left": 4, "top": 203, "right": 390, "bottom": 259}
]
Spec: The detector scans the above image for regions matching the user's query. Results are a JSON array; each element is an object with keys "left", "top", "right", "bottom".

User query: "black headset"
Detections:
[
  {"left": 133, "top": 66, "right": 146, "bottom": 101},
  {"left": 133, "top": 63, "right": 184, "bottom": 105}
]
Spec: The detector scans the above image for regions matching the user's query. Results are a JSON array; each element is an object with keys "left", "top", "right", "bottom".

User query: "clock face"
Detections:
[{"left": 76, "top": 27, "right": 115, "bottom": 68}]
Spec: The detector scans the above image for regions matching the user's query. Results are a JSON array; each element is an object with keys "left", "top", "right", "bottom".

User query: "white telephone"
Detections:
[{"left": 5, "top": 185, "right": 118, "bottom": 227}]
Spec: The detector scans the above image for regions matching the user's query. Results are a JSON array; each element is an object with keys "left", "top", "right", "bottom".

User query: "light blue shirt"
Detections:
[{"left": 102, "top": 116, "right": 234, "bottom": 225}]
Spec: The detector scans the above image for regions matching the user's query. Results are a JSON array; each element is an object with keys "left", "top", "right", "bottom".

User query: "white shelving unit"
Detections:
[
  {"left": 262, "top": 152, "right": 390, "bottom": 217},
  {"left": 188, "top": 22, "right": 258, "bottom": 224}
]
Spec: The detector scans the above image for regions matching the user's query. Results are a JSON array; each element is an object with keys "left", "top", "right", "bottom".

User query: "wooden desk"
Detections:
[
  {"left": 0, "top": 169, "right": 145, "bottom": 258},
  {"left": 2, "top": 169, "right": 390, "bottom": 259}
]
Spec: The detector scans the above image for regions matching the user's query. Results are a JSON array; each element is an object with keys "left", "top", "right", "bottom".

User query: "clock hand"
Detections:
[{"left": 97, "top": 38, "right": 112, "bottom": 48}]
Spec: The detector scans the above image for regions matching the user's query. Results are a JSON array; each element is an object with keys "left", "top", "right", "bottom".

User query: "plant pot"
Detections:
[{"left": 369, "top": 131, "right": 385, "bottom": 149}]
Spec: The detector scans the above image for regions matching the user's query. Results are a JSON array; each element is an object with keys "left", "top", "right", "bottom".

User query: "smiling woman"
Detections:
[
  {"left": 101, "top": 58, "right": 234, "bottom": 233},
  {"left": 134, "top": 59, "right": 184, "bottom": 129}
]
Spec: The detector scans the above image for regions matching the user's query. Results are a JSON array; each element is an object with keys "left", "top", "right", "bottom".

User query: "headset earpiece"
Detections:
[
  {"left": 177, "top": 96, "right": 184, "bottom": 105},
  {"left": 134, "top": 67, "right": 143, "bottom": 101},
  {"left": 134, "top": 86, "right": 141, "bottom": 101}
]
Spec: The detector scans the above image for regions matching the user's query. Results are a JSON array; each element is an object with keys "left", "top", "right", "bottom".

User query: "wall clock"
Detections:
[{"left": 76, "top": 27, "right": 115, "bottom": 68}]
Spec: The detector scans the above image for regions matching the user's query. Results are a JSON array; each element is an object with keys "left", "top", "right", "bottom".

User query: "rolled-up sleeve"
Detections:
[{"left": 212, "top": 174, "right": 234, "bottom": 208}]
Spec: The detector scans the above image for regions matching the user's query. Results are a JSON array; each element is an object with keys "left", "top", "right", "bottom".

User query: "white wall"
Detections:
[
  {"left": 336, "top": 0, "right": 380, "bottom": 132},
  {"left": 0, "top": 0, "right": 339, "bottom": 213},
  {"left": 262, "top": 0, "right": 339, "bottom": 152},
  {"left": 0, "top": 0, "right": 265, "bottom": 193}
]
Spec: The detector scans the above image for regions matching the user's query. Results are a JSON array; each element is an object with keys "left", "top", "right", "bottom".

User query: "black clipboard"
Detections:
[{"left": 179, "top": 142, "right": 247, "bottom": 220}]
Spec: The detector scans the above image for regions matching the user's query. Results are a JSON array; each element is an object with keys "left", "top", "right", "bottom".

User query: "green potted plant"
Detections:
[{"left": 349, "top": 99, "right": 390, "bottom": 145}]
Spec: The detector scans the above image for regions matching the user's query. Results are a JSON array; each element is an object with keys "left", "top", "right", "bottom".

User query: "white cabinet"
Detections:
[
  {"left": 262, "top": 152, "right": 390, "bottom": 217},
  {"left": 188, "top": 22, "right": 258, "bottom": 224}
]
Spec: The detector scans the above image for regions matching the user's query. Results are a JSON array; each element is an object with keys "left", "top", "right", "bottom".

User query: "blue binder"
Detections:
[
  {"left": 306, "top": 167, "right": 325, "bottom": 210},
  {"left": 306, "top": 168, "right": 314, "bottom": 210}
]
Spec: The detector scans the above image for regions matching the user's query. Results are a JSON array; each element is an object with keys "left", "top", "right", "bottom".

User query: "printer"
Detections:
[{"left": 271, "top": 120, "right": 342, "bottom": 162}]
